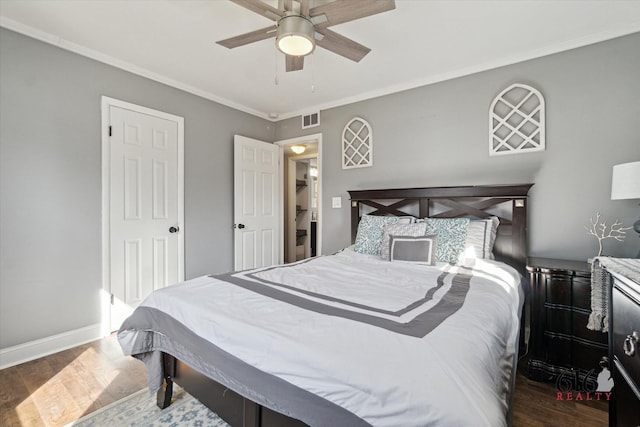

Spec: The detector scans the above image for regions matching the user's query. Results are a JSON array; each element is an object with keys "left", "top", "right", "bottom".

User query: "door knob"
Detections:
[
  {"left": 237, "top": 224, "right": 246, "bottom": 229},
  {"left": 169, "top": 226, "right": 179, "bottom": 233}
]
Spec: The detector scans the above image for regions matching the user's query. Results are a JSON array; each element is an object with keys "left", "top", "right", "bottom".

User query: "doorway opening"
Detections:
[{"left": 276, "top": 134, "right": 322, "bottom": 263}]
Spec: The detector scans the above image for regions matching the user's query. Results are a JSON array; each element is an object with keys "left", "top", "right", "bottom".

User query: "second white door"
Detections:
[{"left": 234, "top": 135, "right": 281, "bottom": 271}]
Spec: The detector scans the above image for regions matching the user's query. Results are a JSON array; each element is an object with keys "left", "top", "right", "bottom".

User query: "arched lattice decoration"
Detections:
[
  {"left": 342, "top": 117, "right": 373, "bottom": 169},
  {"left": 489, "top": 84, "right": 545, "bottom": 156}
]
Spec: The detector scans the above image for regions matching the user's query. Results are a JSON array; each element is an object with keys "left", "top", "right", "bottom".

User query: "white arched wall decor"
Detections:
[
  {"left": 489, "top": 83, "right": 545, "bottom": 156},
  {"left": 342, "top": 117, "right": 373, "bottom": 169}
]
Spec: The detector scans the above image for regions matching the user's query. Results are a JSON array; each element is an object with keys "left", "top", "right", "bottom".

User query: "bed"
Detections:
[{"left": 118, "top": 183, "right": 533, "bottom": 427}]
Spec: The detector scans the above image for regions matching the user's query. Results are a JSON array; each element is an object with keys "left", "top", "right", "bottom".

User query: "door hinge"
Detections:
[
  {"left": 108, "top": 125, "right": 112, "bottom": 137},
  {"left": 110, "top": 293, "right": 115, "bottom": 305}
]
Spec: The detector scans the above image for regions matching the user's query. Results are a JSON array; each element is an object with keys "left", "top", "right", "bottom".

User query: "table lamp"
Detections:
[{"left": 611, "top": 161, "right": 640, "bottom": 257}]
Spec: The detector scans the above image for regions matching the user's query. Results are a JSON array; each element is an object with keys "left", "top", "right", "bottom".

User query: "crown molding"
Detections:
[
  {"left": 3, "top": 16, "right": 639, "bottom": 122},
  {"left": 0, "top": 17, "right": 273, "bottom": 121},
  {"left": 277, "top": 24, "right": 640, "bottom": 120}
]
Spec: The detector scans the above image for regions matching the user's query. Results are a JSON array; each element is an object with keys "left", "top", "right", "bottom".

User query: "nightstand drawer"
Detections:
[
  {"left": 544, "top": 275, "right": 591, "bottom": 309},
  {"left": 544, "top": 306, "right": 572, "bottom": 335},
  {"left": 612, "top": 280, "right": 640, "bottom": 386},
  {"left": 543, "top": 334, "right": 606, "bottom": 368},
  {"left": 570, "top": 277, "right": 592, "bottom": 310},
  {"left": 572, "top": 311, "right": 608, "bottom": 343},
  {"left": 544, "top": 307, "right": 608, "bottom": 343}
]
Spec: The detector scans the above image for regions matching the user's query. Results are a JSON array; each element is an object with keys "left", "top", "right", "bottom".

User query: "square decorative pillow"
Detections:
[
  {"left": 389, "top": 235, "right": 437, "bottom": 266},
  {"left": 380, "top": 222, "right": 427, "bottom": 260},
  {"left": 423, "top": 218, "right": 470, "bottom": 263},
  {"left": 354, "top": 214, "right": 400, "bottom": 255},
  {"left": 459, "top": 217, "right": 500, "bottom": 261}
]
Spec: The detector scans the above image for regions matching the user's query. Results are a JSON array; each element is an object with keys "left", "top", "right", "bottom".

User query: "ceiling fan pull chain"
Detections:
[
  {"left": 310, "top": 53, "right": 316, "bottom": 93},
  {"left": 274, "top": 49, "right": 280, "bottom": 85}
]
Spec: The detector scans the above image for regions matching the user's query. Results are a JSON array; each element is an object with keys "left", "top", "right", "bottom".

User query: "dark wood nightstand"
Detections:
[{"left": 526, "top": 257, "right": 608, "bottom": 382}]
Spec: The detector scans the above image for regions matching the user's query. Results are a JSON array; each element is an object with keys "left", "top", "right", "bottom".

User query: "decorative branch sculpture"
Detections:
[{"left": 585, "top": 212, "right": 632, "bottom": 257}]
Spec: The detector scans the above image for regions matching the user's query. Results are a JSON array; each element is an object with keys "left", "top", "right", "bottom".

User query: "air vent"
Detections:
[{"left": 302, "top": 112, "right": 320, "bottom": 129}]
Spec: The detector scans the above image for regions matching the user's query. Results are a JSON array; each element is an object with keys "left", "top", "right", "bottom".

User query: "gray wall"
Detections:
[
  {"left": 1, "top": 27, "right": 639, "bottom": 352},
  {"left": 276, "top": 33, "right": 640, "bottom": 259},
  {"left": 0, "top": 28, "right": 274, "bottom": 349}
]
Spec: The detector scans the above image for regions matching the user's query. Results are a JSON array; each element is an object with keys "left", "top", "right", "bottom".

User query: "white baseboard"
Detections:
[{"left": 0, "top": 323, "right": 105, "bottom": 370}]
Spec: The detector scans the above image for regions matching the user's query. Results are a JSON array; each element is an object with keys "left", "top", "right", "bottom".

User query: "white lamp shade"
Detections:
[{"left": 611, "top": 161, "right": 640, "bottom": 200}]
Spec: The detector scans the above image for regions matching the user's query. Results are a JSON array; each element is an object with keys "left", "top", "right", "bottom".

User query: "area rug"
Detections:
[{"left": 67, "top": 386, "right": 230, "bottom": 426}]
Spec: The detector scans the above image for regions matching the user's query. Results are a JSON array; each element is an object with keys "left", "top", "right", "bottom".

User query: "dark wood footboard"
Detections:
[{"left": 156, "top": 352, "right": 308, "bottom": 427}]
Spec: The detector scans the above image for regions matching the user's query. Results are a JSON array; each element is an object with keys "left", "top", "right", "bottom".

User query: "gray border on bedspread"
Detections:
[
  {"left": 212, "top": 267, "right": 472, "bottom": 338},
  {"left": 119, "top": 307, "right": 373, "bottom": 427},
  {"left": 239, "top": 260, "right": 448, "bottom": 316}
]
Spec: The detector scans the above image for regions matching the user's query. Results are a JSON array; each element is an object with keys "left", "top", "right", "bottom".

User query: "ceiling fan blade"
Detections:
[
  {"left": 230, "top": 0, "right": 284, "bottom": 21},
  {"left": 217, "top": 25, "right": 276, "bottom": 49},
  {"left": 310, "top": 14, "right": 328, "bottom": 25},
  {"left": 315, "top": 28, "right": 370, "bottom": 62},
  {"left": 285, "top": 55, "right": 305, "bottom": 72},
  {"left": 310, "top": 0, "right": 396, "bottom": 28}
]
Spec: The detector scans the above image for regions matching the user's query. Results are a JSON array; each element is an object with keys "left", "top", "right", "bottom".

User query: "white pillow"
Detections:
[{"left": 459, "top": 217, "right": 499, "bottom": 261}]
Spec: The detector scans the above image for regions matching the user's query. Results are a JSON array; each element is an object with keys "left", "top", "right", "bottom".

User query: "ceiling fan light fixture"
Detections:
[{"left": 276, "top": 14, "right": 315, "bottom": 57}]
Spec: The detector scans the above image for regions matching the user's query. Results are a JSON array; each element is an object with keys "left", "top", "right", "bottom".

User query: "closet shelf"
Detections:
[{"left": 296, "top": 179, "right": 308, "bottom": 191}]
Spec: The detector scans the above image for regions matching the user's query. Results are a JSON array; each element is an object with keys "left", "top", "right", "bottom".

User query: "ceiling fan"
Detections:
[{"left": 217, "top": 0, "right": 396, "bottom": 72}]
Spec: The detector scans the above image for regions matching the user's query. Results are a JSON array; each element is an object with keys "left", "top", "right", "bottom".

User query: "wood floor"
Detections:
[
  {"left": 0, "top": 334, "right": 608, "bottom": 427},
  {"left": 512, "top": 367, "right": 609, "bottom": 427},
  {"left": 0, "top": 334, "right": 147, "bottom": 427}
]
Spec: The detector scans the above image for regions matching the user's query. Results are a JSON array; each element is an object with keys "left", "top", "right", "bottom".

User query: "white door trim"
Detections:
[
  {"left": 274, "top": 133, "right": 322, "bottom": 258},
  {"left": 100, "top": 96, "right": 184, "bottom": 335}
]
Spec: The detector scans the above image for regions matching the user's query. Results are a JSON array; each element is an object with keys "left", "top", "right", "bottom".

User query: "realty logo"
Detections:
[
  {"left": 555, "top": 365, "right": 612, "bottom": 401},
  {"left": 596, "top": 367, "right": 614, "bottom": 393}
]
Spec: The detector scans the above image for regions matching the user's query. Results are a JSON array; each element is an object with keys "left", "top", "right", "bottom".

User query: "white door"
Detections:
[
  {"left": 103, "top": 98, "right": 184, "bottom": 331},
  {"left": 234, "top": 135, "right": 281, "bottom": 271}
]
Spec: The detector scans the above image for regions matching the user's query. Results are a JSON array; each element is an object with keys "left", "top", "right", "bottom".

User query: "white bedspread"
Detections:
[{"left": 125, "top": 248, "right": 524, "bottom": 427}]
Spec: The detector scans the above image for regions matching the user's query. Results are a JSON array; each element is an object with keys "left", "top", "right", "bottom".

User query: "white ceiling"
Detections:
[{"left": 1, "top": 0, "right": 639, "bottom": 120}]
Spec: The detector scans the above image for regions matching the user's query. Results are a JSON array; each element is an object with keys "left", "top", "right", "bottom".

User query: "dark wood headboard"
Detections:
[{"left": 348, "top": 184, "right": 534, "bottom": 273}]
